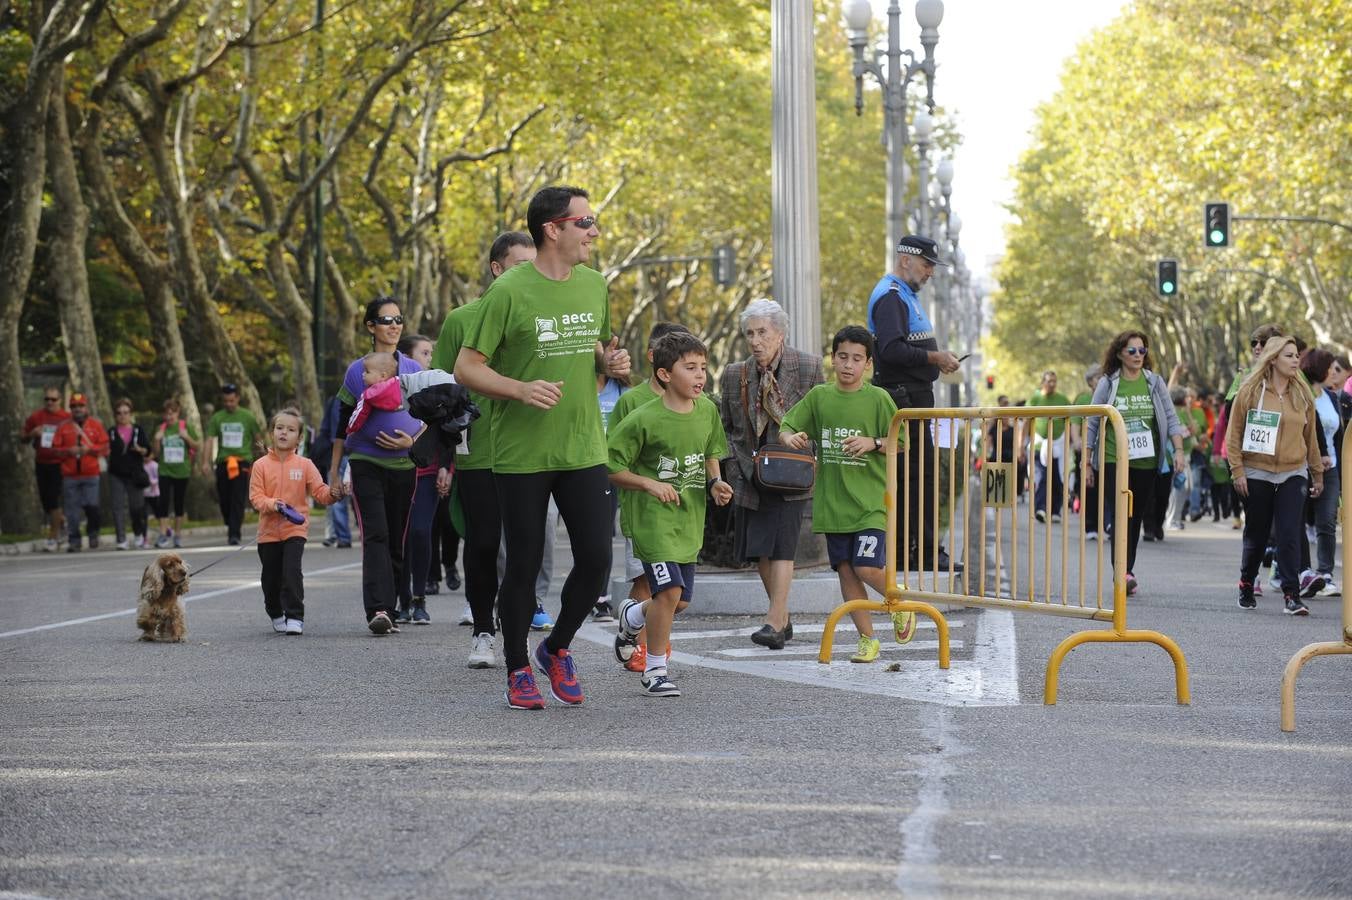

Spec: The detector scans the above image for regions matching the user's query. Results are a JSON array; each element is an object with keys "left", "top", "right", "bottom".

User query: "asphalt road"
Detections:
[{"left": 1, "top": 511, "right": 1349, "bottom": 899}]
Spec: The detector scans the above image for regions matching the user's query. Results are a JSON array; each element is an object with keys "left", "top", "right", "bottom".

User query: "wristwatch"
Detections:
[
  {"left": 707, "top": 476, "right": 723, "bottom": 492},
  {"left": 874, "top": 437, "right": 884, "bottom": 451}
]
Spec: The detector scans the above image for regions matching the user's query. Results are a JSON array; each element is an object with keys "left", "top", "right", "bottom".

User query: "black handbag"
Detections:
[
  {"left": 130, "top": 464, "right": 151, "bottom": 489},
  {"left": 752, "top": 443, "right": 816, "bottom": 493}
]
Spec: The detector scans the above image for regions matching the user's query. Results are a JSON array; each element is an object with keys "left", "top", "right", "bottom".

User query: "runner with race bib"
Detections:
[{"left": 1083, "top": 331, "right": 1187, "bottom": 596}]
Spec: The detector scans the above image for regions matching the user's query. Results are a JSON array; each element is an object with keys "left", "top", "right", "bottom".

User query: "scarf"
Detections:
[{"left": 755, "top": 352, "right": 787, "bottom": 438}]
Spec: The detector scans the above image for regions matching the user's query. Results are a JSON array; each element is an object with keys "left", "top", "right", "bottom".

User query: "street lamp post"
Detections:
[{"left": 844, "top": 0, "right": 942, "bottom": 264}]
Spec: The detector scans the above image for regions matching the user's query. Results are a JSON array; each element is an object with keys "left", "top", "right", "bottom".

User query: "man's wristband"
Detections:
[
  {"left": 874, "top": 437, "right": 884, "bottom": 452},
  {"left": 707, "top": 477, "right": 723, "bottom": 492}
]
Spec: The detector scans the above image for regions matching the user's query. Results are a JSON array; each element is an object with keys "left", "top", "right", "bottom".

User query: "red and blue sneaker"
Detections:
[
  {"left": 533, "top": 643, "right": 584, "bottom": 705},
  {"left": 505, "top": 667, "right": 546, "bottom": 710}
]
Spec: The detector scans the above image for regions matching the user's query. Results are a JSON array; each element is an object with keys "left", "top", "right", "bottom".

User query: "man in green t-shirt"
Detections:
[
  {"left": 1027, "top": 371, "right": 1073, "bottom": 522},
  {"left": 432, "top": 230, "right": 536, "bottom": 670},
  {"left": 780, "top": 326, "right": 910, "bottom": 664},
  {"left": 201, "top": 383, "right": 261, "bottom": 545},
  {"left": 454, "top": 185, "right": 632, "bottom": 710},
  {"left": 610, "top": 331, "right": 731, "bottom": 698}
]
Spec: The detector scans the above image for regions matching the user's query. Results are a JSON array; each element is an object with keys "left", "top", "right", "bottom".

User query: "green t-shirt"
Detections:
[
  {"left": 1105, "top": 374, "right": 1157, "bottom": 469},
  {"left": 207, "top": 408, "right": 260, "bottom": 463},
  {"left": 464, "top": 262, "right": 611, "bottom": 474},
  {"left": 1070, "top": 389, "right": 1093, "bottom": 426},
  {"left": 780, "top": 383, "right": 897, "bottom": 534},
  {"left": 607, "top": 396, "right": 727, "bottom": 563},
  {"left": 432, "top": 301, "right": 494, "bottom": 471},
  {"left": 156, "top": 420, "right": 199, "bottom": 480},
  {"left": 609, "top": 380, "right": 662, "bottom": 538},
  {"left": 1027, "top": 390, "right": 1070, "bottom": 438}
]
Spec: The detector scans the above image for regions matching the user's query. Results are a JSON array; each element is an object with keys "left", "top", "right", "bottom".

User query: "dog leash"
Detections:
[{"left": 187, "top": 534, "right": 260, "bottom": 577}]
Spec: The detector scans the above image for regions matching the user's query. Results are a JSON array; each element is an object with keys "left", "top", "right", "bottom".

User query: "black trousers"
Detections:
[
  {"left": 259, "top": 537, "right": 306, "bottom": 620},
  {"left": 1241, "top": 476, "right": 1306, "bottom": 593},
  {"left": 496, "top": 464, "right": 611, "bottom": 671},
  {"left": 214, "top": 461, "right": 250, "bottom": 541},
  {"left": 349, "top": 460, "right": 415, "bottom": 619},
  {"left": 428, "top": 492, "right": 460, "bottom": 583},
  {"left": 1102, "top": 463, "right": 1157, "bottom": 574},
  {"left": 457, "top": 467, "right": 500, "bottom": 636},
  {"left": 893, "top": 386, "right": 938, "bottom": 559}
]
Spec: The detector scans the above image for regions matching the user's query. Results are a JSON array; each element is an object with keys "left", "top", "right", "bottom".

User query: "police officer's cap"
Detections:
[{"left": 896, "top": 235, "right": 948, "bottom": 266}]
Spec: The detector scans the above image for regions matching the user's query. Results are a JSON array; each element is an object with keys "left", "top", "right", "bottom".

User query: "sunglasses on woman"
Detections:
[
  {"left": 1123, "top": 347, "right": 1148, "bottom": 357},
  {"left": 371, "top": 315, "right": 404, "bottom": 326}
]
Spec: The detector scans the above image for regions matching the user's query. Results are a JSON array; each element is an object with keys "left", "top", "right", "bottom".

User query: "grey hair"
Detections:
[{"left": 739, "top": 298, "right": 789, "bottom": 334}]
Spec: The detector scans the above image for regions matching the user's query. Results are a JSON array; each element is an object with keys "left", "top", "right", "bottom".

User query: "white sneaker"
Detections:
[
  {"left": 284, "top": 618, "right": 303, "bottom": 635},
  {"left": 458, "top": 605, "right": 474, "bottom": 626},
  {"left": 1085, "top": 531, "right": 1098, "bottom": 542},
  {"left": 43, "top": 538, "right": 58, "bottom": 553},
  {"left": 467, "top": 633, "right": 498, "bottom": 669},
  {"left": 116, "top": 540, "right": 130, "bottom": 550},
  {"left": 1317, "top": 578, "right": 1341, "bottom": 597},
  {"left": 271, "top": 617, "right": 287, "bottom": 633},
  {"left": 155, "top": 533, "right": 173, "bottom": 549}
]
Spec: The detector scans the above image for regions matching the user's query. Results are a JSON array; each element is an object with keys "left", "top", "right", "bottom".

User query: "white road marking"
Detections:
[
  {"left": 895, "top": 706, "right": 960, "bottom": 899},
  {"left": 670, "top": 620, "right": 963, "bottom": 640},
  {"left": 575, "top": 609, "right": 1019, "bottom": 708},
  {"left": 714, "top": 640, "right": 963, "bottom": 658},
  {"left": 0, "top": 562, "right": 361, "bottom": 639}
]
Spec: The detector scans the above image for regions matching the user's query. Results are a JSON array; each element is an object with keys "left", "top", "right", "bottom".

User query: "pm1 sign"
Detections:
[{"left": 983, "top": 462, "right": 1015, "bottom": 509}]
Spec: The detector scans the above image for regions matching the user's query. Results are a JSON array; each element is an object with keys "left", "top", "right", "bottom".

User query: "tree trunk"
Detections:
[
  {"left": 47, "top": 70, "right": 111, "bottom": 420},
  {"left": 126, "top": 79, "right": 264, "bottom": 424},
  {"left": 0, "top": 80, "right": 48, "bottom": 533},
  {"left": 78, "top": 123, "right": 201, "bottom": 432}
]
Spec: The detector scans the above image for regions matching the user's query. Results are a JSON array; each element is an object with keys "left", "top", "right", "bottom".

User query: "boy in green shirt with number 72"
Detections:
[{"left": 779, "top": 325, "right": 915, "bottom": 663}]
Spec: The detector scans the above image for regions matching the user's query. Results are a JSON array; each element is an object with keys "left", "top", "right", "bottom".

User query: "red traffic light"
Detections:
[{"left": 985, "top": 375, "right": 995, "bottom": 390}]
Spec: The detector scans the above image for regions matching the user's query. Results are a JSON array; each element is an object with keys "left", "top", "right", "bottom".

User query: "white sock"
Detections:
[
  {"left": 623, "top": 600, "right": 646, "bottom": 632},
  {"left": 598, "top": 594, "right": 610, "bottom": 606},
  {"left": 645, "top": 652, "right": 667, "bottom": 672}
]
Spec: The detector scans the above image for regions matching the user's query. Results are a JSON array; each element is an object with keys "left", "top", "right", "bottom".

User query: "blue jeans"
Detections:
[{"left": 326, "top": 458, "right": 350, "bottom": 543}]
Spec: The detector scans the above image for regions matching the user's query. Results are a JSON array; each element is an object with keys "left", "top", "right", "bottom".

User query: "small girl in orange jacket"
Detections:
[{"left": 249, "top": 407, "right": 342, "bottom": 635}]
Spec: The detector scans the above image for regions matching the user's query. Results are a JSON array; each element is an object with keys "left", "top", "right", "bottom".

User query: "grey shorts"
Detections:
[
  {"left": 624, "top": 537, "right": 645, "bottom": 581},
  {"left": 733, "top": 493, "right": 806, "bottom": 562}
]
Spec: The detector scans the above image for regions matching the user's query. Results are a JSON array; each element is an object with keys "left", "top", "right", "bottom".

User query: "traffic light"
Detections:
[
  {"left": 985, "top": 374, "right": 995, "bottom": 390},
  {"left": 1204, "top": 202, "right": 1230, "bottom": 248},
  {"left": 714, "top": 244, "right": 736, "bottom": 287},
  {"left": 1156, "top": 259, "right": 1178, "bottom": 297}
]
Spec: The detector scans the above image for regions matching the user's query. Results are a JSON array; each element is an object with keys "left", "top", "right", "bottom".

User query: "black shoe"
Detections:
[
  {"left": 750, "top": 623, "right": 787, "bottom": 650},
  {"left": 228, "top": 537, "right": 240, "bottom": 546},
  {"left": 322, "top": 537, "right": 338, "bottom": 548},
  {"left": 784, "top": 618, "right": 793, "bottom": 642},
  {"left": 935, "top": 550, "right": 964, "bottom": 573},
  {"left": 1237, "top": 581, "right": 1256, "bottom": 609},
  {"left": 446, "top": 569, "right": 462, "bottom": 592},
  {"left": 426, "top": 580, "right": 440, "bottom": 596},
  {"left": 393, "top": 602, "right": 412, "bottom": 625},
  {"left": 337, "top": 541, "right": 352, "bottom": 548},
  {"left": 1283, "top": 594, "right": 1309, "bottom": 616}
]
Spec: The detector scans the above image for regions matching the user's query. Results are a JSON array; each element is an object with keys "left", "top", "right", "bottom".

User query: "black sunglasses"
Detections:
[
  {"left": 1123, "top": 347, "right": 1148, "bottom": 357},
  {"left": 371, "top": 315, "right": 404, "bottom": 326},
  {"left": 548, "top": 215, "right": 597, "bottom": 230}
]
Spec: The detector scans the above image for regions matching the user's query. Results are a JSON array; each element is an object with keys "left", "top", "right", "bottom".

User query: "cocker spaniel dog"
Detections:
[{"left": 137, "top": 553, "right": 190, "bottom": 642}]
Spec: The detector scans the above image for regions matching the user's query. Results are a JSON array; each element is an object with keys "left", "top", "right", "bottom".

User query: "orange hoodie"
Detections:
[{"left": 249, "top": 448, "right": 336, "bottom": 543}]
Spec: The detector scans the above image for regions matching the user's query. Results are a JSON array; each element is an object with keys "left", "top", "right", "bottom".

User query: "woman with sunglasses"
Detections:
[
  {"left": 1083, "top": 331, "right": 1187, "bottom": 594},
  {"left": 107, "top": 398, "right": 152, "bottom": 550},
  {"left": 328, "top": 297, "right": 425, "bottom": 635}
]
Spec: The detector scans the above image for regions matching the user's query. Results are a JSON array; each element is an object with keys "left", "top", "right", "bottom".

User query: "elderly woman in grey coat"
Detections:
[{"left": 718, "top": 299, "right": 824, "bottom": 649}]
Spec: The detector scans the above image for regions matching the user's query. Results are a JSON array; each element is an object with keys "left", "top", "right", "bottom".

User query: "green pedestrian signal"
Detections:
[
  {"left": 1204, "top": 202, "right": 1230, "bottom": 248},
  {"left": 1157, "top": 259, "right": 1178, "bottom": 297}
]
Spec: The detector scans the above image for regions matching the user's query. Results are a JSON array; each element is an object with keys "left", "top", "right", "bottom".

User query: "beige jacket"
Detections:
[{"left": 1225, "top": 382, "right": 1323, "bottom": 485}]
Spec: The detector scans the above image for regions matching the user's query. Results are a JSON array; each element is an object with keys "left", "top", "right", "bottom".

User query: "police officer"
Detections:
[{"left": 867, "top": 234, "right": 963, "bottom": 572}]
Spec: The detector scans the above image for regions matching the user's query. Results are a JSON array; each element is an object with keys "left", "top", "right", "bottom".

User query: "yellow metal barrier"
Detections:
[
  {"left": 1280, "top": 425, "right": 1352, "bottom": 732},
  {"left": 817, "top": 405, "right": 1190, "bottom": 705}
]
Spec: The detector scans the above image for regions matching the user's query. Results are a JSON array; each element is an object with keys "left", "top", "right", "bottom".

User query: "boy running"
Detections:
[
  {"left": 779, "top": 325, "right": 915, "bottom": 663},
  {"left": 608, "top": 331, "right": 732, "bottom": 697},
  {"left": 608, "top": 321, "right": 691, "bottom": 672}
]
